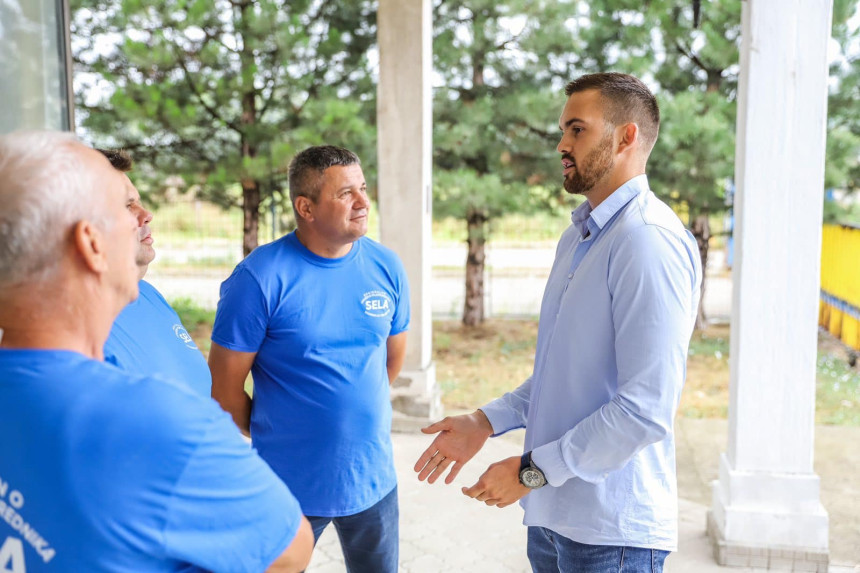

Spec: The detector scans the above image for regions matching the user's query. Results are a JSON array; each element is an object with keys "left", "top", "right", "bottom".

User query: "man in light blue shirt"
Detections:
[{"left": 415, "top": 73, "right": 701, "bottom": 572}]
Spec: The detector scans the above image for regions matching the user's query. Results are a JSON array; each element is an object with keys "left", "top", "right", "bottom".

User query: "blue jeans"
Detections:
[
  {"left": 306, "top": 487, "right": 398, "bottom": 573},
  {"left": 527, "top": 526, "right": 669, "bottom": 573}
]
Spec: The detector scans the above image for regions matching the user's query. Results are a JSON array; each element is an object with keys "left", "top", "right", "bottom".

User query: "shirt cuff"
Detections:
[
  {"left": 479, "top": 399, "right": 524, "bottom": 437},
  {"left": 531, "top": 441, "right": 576, "bottom": 488}
]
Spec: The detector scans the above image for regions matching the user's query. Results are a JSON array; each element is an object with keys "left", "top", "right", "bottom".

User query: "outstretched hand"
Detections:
[{"left": 413, "top": 410, "right": 493, "bottom": 485}]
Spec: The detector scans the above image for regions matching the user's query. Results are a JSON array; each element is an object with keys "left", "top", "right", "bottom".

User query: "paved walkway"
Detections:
[
  {"left": 308, "top": 433, "right": 531, "bottom": 573},
  {"left": 307, "top": 426, "right": 860, "bottom": 572},
  {"left": 305, "top": 431, "right": 733, "bottom": 572}
]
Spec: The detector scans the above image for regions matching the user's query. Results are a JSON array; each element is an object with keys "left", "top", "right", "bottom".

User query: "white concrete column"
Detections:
[
  {"left": 707, "top": 1, "right": 832, "bottom": 570},
  {"left": 377, "top": 0, "right": 441, "bottom": 429}
]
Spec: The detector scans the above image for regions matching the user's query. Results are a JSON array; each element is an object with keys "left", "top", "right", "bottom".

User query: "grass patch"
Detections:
[
  {"left": 155, "top": 256, "right": 237, "bottom": 269},
  {"left": 433, "top": 320, "right": 538, "bottom": 410},
  {"left": 171, "top": 297, "right": 216, "bottom": 353},
  {"left": 152, "top": 199, "right": 574, "bottom": 249},
  {"left": 433, "top": 213, "right": 572, "bottom": 247},
  {"left": 171, "top": 297, "right": 216, "bottom": 329},
  {"left": 172, "top": 297, "right": 256, "bottom": 396},
  {"left": 680, "top": 324, "right": 731, "bottom": 419},
  {"left": 816, "top": 353, "right": 860, "bottom": 425},
  {"left": 432, "top": 320, "right": 859, "bottom": 426}
]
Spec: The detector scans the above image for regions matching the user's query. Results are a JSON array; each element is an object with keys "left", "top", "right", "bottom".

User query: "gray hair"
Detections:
[{"left": 0, "top": 130, "right": 110, "bottom": 289}]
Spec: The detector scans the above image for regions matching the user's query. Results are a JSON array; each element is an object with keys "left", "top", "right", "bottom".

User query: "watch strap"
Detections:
[{"left": 520, "top": 451, "right": 531, "bottom": 473}]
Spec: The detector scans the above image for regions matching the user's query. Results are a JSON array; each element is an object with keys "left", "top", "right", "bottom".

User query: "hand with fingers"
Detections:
[
  {"left": 461, "top": 455, "right": 529, "bottom": 508},
  {"left": 413, "top": 410, "right": 494, "bottom": 485}
]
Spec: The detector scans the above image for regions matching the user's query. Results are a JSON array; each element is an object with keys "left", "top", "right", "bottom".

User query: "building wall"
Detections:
[{"left": 0, "top": 0, "right": 72, "bottom": 133}]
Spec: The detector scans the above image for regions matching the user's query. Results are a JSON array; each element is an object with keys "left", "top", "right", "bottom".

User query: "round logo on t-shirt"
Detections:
[
  {"left": 361, "top": 290, "right": 393, "bottom": 318},
  {"left": 172, "top": 324, "right": 198, "bottom": 349}
]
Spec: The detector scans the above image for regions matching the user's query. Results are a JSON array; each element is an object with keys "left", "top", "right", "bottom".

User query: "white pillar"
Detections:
[
  {"left": 377, "top": 0, "right": 441, "bottom": 429},
  {"left": 707, "top": 1, "right": 832, "bottom": 570}
]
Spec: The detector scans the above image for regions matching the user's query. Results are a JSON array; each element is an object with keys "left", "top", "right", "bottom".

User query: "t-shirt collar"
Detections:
[{"left": 287, "top": 231, "right": 361, "bottom": 267}]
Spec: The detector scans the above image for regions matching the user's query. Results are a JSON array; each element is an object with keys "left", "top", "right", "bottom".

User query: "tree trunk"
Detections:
[
  {"left": 237, "top": 0, "right": 259, "bottom": 257},
  {"left": 460, "top": 10, "right": 490, "bottom": 326},
  {"left": 691, "top": 212, "right": 711, "bottom": 330},
  {"left": 241, "top": 178, "right": 260, "bottom": 256},
  {"left": 463, "top": 209, "right": 488, "bottom": 327}
]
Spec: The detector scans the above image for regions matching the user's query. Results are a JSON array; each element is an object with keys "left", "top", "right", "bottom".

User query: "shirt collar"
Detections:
[{"left": 570, "top": 174, "right": 649, "bottom": 238}]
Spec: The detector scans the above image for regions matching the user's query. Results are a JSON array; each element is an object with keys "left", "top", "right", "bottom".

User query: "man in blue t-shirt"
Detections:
[
  {"left": 100, "top": 149, "right": 212, "bottom": 397},
  {"left": 0, "top": 131, "right": 313, "bottom": 572},
  {"left": 210, "top": 145, "right": 410, "bottom": 573}
]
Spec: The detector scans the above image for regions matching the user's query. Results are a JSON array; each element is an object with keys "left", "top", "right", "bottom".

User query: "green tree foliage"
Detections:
[
  {"left": 72, "top": 0, "right": 860, "bottom": 327},
  {"left": 650, "top": 89, "right": 735, "bottom": 327},
  {"left": 407, "top": 0, "right": 851, "bottom": 329},
  {"left": 645, "top": 0, "right": 740, "bottom": 328},
  {"left": 71, "top": 0, "right": 377, "bottom": 255},
  {"left": 430, "top": 0, "right": 745, "bottom": 326},
  {"left": 431, "top": 0, "right": 740, "bottom": 326},
  {"left": 432, "top": 0, "right": 578, "bottom": 325},
  {"left": 825, "top": 0, "right": 860, "bottom": 221},
  {"left": 648, "top": 0, "right": 859, "bottom": 323}
]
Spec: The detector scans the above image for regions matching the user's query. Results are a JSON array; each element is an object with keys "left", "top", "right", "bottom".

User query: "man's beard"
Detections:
[{"left": 563, "top": 132, "right": 614, "bottom": 196}]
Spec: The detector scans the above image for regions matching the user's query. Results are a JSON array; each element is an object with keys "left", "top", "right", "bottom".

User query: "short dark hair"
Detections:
[
  {"left": 96, "top": 148, "right": 133, "bottom": 172},
  {"left": 288, "top": 145, "right": 360, "bottom": 205},
  {"left": 565, "top": 73, "right": 660, "bottom": 154}
]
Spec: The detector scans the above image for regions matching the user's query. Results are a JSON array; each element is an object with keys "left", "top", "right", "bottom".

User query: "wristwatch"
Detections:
[{"left": 518, "top": 451, "right": 547, "bottom": 489}]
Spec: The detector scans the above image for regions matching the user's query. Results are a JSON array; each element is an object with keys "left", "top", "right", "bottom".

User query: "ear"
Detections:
[
  {"left": 73, "top": 220, "right": 108, "bottom": 274},
  {"left": 616, "top": 123, "right": 639, "bottom": 155},
  {"left": 294, "top": 196, "right": 314, "bottom": 222}
]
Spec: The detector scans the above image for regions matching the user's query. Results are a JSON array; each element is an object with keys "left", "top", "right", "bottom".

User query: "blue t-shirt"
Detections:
[
  {"left": 0, "top": 349, "right": 302, "bottom": 572},
  {"left": 104, "top": 280, "right": 212, "bottom": 397},
  {"left": 211, "top": 233, "right": 410, "bottom": 516}
]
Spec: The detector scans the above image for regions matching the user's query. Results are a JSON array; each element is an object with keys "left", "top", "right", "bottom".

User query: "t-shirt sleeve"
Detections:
[
  {"left": 211, "top": 266, "right": 270, "bottom": 352},
  {"left": 389, "top": 257, "right": 410, "bottom": 336},
  {"left": 161, "top": 408, "right": 303, "bottom": 573}
]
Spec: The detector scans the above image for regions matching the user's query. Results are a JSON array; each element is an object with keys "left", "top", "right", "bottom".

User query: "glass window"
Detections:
[{"left": 0, "top": 0, "right": 72, "bottom": 133}]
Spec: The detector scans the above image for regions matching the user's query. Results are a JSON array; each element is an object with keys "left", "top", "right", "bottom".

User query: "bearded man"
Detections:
[{"left": 415, "top": 73, "right": 702, "bottom": 573}]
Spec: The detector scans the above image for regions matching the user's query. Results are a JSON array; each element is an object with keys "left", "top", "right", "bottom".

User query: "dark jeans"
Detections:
[
  {"left": 306, "top": 486, "right": 398, "bottom": 573},
  {"left": 527, "top": 526, "right": 669, "bottom": 573}
]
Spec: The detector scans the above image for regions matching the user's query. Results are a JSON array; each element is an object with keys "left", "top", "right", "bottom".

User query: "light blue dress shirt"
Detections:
[{"left": 481, "top": 175, "right": 702, "bottom": 551}]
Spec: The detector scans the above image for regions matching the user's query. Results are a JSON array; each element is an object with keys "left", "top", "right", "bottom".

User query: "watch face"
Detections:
[{"left": 521, "top": 468, "right": 546, "bottom": 489}]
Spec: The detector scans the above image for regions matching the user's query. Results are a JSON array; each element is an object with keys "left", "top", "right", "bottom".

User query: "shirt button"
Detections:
[{"left": 567, "top": 274, "right": 573, "bottom": 279}]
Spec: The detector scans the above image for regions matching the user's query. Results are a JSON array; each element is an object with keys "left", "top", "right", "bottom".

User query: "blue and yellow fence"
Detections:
[{"left": 820, "top": 223, "right": 860, "bottom": 351}]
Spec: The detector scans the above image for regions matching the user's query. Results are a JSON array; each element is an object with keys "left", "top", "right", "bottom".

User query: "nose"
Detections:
[
  {"left": 557, "top": 133, "right": 571, "bottom": 155},
  {"left": 132, "top": 204, "right": 153, "bottom": 226},
  {"left": 355, "top": 189, "right": 369, "bottom": 209},
  {"left": 142, "top": 206, "right": 153, "bottom": 226}
]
